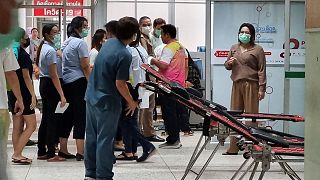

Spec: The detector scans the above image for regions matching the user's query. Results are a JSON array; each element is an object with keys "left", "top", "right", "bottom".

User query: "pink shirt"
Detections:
[{"left": 159, "top": 41, "right": 188, "bottom": 87}]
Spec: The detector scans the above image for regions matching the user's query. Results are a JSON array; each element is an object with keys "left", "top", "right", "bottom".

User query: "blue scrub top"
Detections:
[{"left": 85, "top": 38, "right": 132, "bottom": 107}]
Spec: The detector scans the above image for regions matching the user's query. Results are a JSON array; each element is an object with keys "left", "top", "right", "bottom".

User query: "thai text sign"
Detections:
[{"left": 34, "top": 0, "right": 83, "bottom": 17}]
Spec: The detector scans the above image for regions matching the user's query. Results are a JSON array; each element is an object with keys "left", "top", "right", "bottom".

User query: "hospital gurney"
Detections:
[{"left": 141, "top": 64, "right": 304, "bottom": 180}]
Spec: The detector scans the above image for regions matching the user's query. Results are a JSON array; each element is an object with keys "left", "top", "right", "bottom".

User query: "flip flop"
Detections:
[
  {"left": 12, "top": 158, "right": 32, "bottom": 165},
  {"left": 116, "top": 152, "right": 134, "bottom": 160}
]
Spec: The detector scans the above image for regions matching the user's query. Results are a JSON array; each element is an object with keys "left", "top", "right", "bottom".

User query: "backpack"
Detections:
[{"left": 186, "top": 49, "right": 202, "bottom": 90}]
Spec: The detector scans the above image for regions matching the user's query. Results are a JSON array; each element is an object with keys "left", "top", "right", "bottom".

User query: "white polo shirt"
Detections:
[{"left": 0, "top": 48, "right": 19, "bottom": 109}]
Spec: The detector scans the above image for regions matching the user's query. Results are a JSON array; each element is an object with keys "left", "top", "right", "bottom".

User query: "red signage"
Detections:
[
  {"left": 34, "top": 0, "right": 83, "bottom": 17},
  {"left": 214, "top": 50, "right": 229, "bottom": 57}
]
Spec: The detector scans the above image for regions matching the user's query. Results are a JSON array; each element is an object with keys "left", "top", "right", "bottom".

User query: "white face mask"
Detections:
[{"left": 141, "top": 26, "right": 152, "bottom": 36}]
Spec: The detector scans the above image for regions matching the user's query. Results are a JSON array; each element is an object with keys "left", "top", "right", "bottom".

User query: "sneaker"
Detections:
[
  {"left": 158, "top": 141, "right": 182, "bottom": 149},
  {"left": 146, "top": 135, "right": 165, "bottom": 142},
  {"left": 136, "top": 145, "right": 156, "bottom": 162}
]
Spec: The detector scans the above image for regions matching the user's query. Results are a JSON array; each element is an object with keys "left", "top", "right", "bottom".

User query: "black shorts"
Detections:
[{"left": 7, "top": 91, "right": 35, "bottom": 115}]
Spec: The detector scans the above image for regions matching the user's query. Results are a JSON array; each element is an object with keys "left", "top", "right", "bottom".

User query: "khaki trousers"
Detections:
[
  {"left": 228, "top": 80, "right": 259, "bottom": 152},
  {"left": 0, "top": 109, "right": 10, "bottom": 180},
  {"left": 231, "top": 80, "right": 259, "bottom": 114},
  {"left": 139, "top": 93, "right": 156, "bottom": 137}
]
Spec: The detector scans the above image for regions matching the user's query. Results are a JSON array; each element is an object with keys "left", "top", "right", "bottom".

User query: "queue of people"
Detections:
[{"left": 0, "top": 3, "right": 266, "bottom": 179}]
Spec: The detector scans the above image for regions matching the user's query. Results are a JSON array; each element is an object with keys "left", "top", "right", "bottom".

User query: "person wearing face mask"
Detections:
[
  {"left": 6, "top": 27, "right": 37, "bottom": 165},
  {"left": 139, "top": 16, "right": 154, "bottom": 57},
  {"left": 138, "top": 16, "right": 165, "bottom": 143},
  {"left": 89, "top": 29, "right": 106, "bottom": 66},
  {"left": 115, "top": 30, "right": 156, "bottom": 162},
  {"left": 36, "top": 24, "right": 66, "bottom": 162},
  {"left": 223, "top": 22, "right": 266, "bottom": 155},
  {"left": 150, "top": 18, "right": 166, "bottom": 51},
  {"left": 60, "top": 16, "right": 91, "bottom": 161}
]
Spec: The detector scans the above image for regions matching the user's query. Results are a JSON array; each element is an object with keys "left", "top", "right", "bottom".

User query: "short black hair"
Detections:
[
  {"left": 161, "top": 24, "right": 176, "bottom": 39},
  {"left": 139, "top": 16, "right": 151, "bottom": 25},
  {"left": 104, "top": 20, "right": 118, "bottom": 35},
  {"left": 92, "top": 29, "right": 106, "bottom": 50},
  {"left": 153, "top": 18, "right": 166, "bottom": 28},
  {"left": 68, "top": 16, "right": 88, "bottom": 38},
  {"left": 31, "top": 27, "right": 38, "bottom": 33},
  {"left": 238, "top": 22, "right": 255, "bottom": 45},
  {"left": 116, "top": 17, "right": 139, "bottom": 40}
]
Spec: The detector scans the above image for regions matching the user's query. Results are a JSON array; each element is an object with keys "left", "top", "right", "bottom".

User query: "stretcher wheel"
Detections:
[
  {"left": 236, "top": 140, "right": 245, "bottom": 151},
  {"left": 243, "top": 152, "right": 251, "bottom": 159}
]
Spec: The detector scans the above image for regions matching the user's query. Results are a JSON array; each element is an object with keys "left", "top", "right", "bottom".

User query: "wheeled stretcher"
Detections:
[{"left": 141, "top": 64, "right": 304, "bottom": 180}]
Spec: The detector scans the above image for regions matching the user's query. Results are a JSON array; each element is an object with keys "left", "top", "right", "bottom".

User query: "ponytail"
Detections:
[{"left": 35, "top": 40, "right": 44, "bottom": 66}]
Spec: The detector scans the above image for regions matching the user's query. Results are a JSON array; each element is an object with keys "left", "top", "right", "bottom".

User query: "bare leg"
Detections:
[
  {"left": 76, "top": 139, "right": 84, "bottom": 155},
  {"left": 11, "top": 115, "right": 23, "bottom": 152},
  {"left": 59, "top": 137, "right": 70, "bottom": 154},
  {"left": 12, "top": 114, "right": 36, "bottom": 160}
]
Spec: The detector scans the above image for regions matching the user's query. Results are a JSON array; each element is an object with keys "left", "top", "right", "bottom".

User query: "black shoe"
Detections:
[
  {"left": 58, "top": 151, "right": 76, "bottom": 159},
  {"left": 76, "top": 153, "right": 84, "bottom": 161},
  {"left": 26, "top": 140, "right": 38, "bottom": 146},
  {"left": 146, "top": 135, "right": 165, "bottom": 142},
  {"left": 222, "top": 152, "right": 238, "bottom": 155},
  {"left": 137, "top": 145, "right": 156, "bottom": 162}
]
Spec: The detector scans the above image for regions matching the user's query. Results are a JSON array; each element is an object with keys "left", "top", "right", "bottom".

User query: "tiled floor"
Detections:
[{"left": 6, "top": 110, "right": 304, "bottom": 180}]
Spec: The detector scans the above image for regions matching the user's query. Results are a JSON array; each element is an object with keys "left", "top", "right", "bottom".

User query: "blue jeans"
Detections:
[
  {"left": 119, "top": 110, "right": 153, "bottom": 154},
  {"left": 84, "top": 102, "right": 121, "bottom": 180}
]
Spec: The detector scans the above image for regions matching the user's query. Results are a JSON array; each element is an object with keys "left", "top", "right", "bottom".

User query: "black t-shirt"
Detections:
[{"left": 16, "top": 47, "right": 33, "bottom": 96}]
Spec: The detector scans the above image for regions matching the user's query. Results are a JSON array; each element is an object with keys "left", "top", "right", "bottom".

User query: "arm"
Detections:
[
  {"left": 257, "top": 47, "right": 267, "bottom": 100},
  {"left": 116, "top": 80, "right": 137, "bottom": 116},
  {"left": 78, "top": 41, "right": 91, "bottom": 80},
  {"left": 80, "top": 57, "right": 91, "bottom": 80},
  {"left": 5, "top": 71, "right": 24, "bottom": 115},
  {"left": 48, "top": 64, "right": 66, "bottom": 107},
  {"left": 150, "top": 58, "right": 169, "bottom": 70},
  {"left": 224, "top": 47, "right": 236, "bottom": 70},
  {"left": 21, "top": 68, "right": 37, "bottom": 109},
  {"left": 185, "top": 57, "right": 189, "bottom": 79}
]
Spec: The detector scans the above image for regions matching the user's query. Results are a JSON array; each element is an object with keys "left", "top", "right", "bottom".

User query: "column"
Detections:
[{"left": 305, "top": 0, "right": 320, "bottom": 179}]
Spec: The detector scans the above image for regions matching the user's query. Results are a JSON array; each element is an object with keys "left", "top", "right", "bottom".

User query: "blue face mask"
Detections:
[
  {"left": 80, "top": 28, "right": 89, "bottom": 38},
  {"left": 53, "top": 33, "right": 61, "bottom": 49},
  {"left": 238, "top": 33, "right": 251, "bottom": 44}
]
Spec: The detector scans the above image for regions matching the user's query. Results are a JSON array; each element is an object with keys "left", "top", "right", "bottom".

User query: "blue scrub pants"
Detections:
[{"left": 84, "top": 101, "right": 121, "bottom": 180}]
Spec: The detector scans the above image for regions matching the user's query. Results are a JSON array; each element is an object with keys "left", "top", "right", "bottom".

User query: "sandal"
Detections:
[
  {"left": 47, "top": 155, "right": 66, "bottom": 162},
  {"left": 12, "top": 158, "right": 32, "bottom": 165},
  {"left": 116, "top": 152, "right": 134, "bottom": 161}
]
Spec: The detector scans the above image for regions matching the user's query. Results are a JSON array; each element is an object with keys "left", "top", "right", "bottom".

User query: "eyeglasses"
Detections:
[{"left": 142, "top": 24, "right": 152, "bottom": 27}]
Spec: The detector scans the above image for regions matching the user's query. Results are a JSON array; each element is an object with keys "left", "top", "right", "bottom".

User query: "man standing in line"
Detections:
[
  {"left": 150, "top": 24, "right": 189, "bottom": 149},
  {"left": 0, "top": 0, "right": 25, "bottom": 179},
  {"left": 138, "top": 16, "right": 165, "bottom": 142},
  {"left": 84, "top": 16, "right": 139, "bottom": 180}
]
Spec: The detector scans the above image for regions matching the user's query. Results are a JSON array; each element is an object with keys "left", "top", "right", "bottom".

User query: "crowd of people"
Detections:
[{"left": 0, "top": 1, "right": 266, "bottom": 180}]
